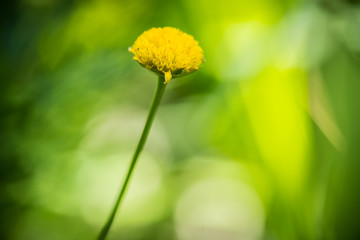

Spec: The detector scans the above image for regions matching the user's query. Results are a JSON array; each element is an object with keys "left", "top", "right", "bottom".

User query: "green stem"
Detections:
[{"left": 97, "top": 76, "right": 166, "bottom": 240}]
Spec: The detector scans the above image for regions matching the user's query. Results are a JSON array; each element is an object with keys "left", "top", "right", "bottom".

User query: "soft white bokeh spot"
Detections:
[{"left": 175, "top": 177, "right": 264, "bottom": 240}]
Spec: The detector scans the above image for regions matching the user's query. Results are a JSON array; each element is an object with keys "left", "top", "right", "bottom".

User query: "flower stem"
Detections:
[{"left": 97, "top": 76, "right": 166, "bottom": 240}]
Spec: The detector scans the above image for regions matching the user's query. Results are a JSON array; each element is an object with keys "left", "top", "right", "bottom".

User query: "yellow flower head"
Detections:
[{"left": 129, "top": 27, "right": 204, "bottom": 83}]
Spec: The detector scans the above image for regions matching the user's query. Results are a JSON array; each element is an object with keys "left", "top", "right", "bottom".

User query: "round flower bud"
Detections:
[{"left": 129, "top": 27, "right": 204, "bottom": 83}]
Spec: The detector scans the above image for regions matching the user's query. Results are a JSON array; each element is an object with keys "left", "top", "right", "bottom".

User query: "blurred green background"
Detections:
[{"left": 1, "top": 0, "right": 360, "bottom": 239}]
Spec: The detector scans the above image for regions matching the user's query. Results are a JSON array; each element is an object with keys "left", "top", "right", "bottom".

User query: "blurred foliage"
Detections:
[{"left": 1, "top": 0, "right": 360, "bottom": 239}]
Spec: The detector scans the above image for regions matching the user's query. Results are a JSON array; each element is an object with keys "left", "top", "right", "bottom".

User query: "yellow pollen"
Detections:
[
  {"left": 129, "top": 27, "right": 204, "bottom": 83},
  {"left": 164, "top": 71, "right": 172, "bottom": 84}
]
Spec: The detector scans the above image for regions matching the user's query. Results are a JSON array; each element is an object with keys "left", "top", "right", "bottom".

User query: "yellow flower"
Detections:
[{"left": 129, "top": 27, "right": 204, "bottom": 83}]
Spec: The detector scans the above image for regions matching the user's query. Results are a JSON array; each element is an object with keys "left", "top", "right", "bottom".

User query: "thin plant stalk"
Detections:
[{"left": 97, "top": 76, "right": 166, "bottom": 240}]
